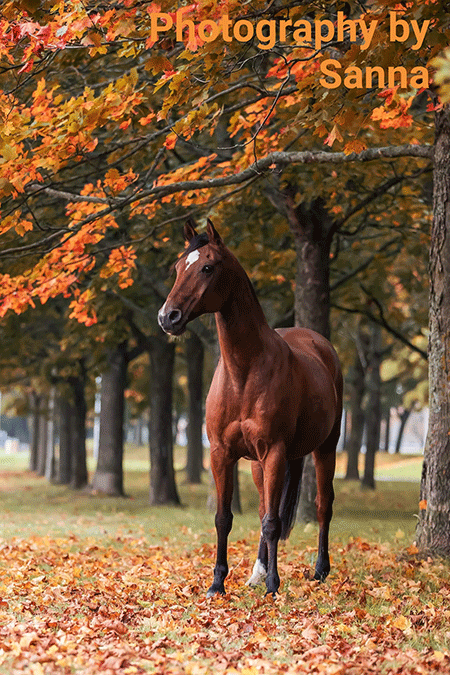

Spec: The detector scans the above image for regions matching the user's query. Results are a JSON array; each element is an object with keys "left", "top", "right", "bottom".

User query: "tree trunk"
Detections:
[
  {"left": 383, "top": 408, "right": 391, "bottom": 452},
  {"left": 29, "top": 391, "right": 40, "bottom": 472},
  {"left": 148, "top": 334, "right": 181, "bottom": 505},
  {"left": 45, "top": 386, "right": 56, "bottom": 482},
  {"left": 91, "top": 344, "right": 127, "bottom": 495},
  {"left": 58, "top": 395, "right": 72, "bottom": 485},
  {"left": 417, "top": 106, "right": 450, "bottom": 554},
  {"left": 290, "top": 197, "right": 333, "bottom": 520},
  {"left": 394, "top": 407, "right": 412, "bottom": 454},
  {"left": 36, "top": 396, "right": 48, "bottom": 476},
  {"left": 185, "top": 332, "right": 204, "bottom": 484},
  {"left": 69, "top": 374, "right": 88, "bottom": 490},
  {"left": 345, "top": 347, "right": 365, "bottom": 480},
  {"left": 293, "top": 199, "right": 332, "bottom": 339},
  {"left": 362, "top": 324, "right": 382, "bottom": 490}
]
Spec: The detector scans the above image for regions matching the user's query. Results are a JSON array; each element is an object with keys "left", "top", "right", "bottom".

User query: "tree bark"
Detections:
[
  {"left": 362, "top": 325, "right": 382, "bottom": 489},
  {"left": 383, "top": 408, "right": 391, "bottom": 452},
  {"left": 44, "top": 386, "right": 56, "bottom": 482},
  {"left": 293, "top": 199, "right": 332, "bottom": 340},
  {"left": 69, "top": 374, "right": 88, "bottom": 490},
  {"left": 290, "top": 197, "right": 334, "bottom": 520},
  {"left": 58, "top": 395, "right": 72, "bottom": 485},
  {"left": 394, "top": 407, "right": 412, "bottom": 454},
  {"left": 29, "top": 391, "right": 40, "bottom": 473},
  {"left": 36, "top": 396, "right": 48, "bottom": 477},
  {"left": 345, "top": 347, "right": 365, "bottom": 480},
  {"left": 417, "top": 106, "right": 450, "bottom": 554},
  {"left": 91, "top": 344, "right": 127, "bottom": 495},
  {"left": 148, "top": 334, "right": 181, "bottom": 505},
  {"left": 185, "top": 332, "right": 204, "bottom": 484}
]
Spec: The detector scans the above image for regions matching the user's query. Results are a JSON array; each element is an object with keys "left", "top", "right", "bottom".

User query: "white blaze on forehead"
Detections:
[{"left": 185, "top": 249, "right": 200, "bottom": 269}]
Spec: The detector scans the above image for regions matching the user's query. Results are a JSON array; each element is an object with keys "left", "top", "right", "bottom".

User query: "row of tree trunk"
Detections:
[{"left": 29, "top": 331, "right": 206, "bottom": 505}]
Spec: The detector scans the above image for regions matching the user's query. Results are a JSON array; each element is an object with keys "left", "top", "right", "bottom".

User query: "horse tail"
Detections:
[{"left": 279, "top": 457, "right": 304, "bottom": 540}]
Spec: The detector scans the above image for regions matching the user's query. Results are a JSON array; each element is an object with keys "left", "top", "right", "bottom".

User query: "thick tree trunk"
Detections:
[
  {"left": 91, "top": 345, "right": 127, "bottom": 495},
  {"left": 362, "top": 324, "right": 382, "bottom": 490},
  {"left": 293, "top": 200, "right": 332, "bottom": 340},
  {"left": 185, "top": 332, "right": 204, "bottom": 484},
  {"left": 148, "top": 335, "right": 181, "bottom": 505},
  {"left": 417, "top": 107, "right": 450, "bottom": 554},
  {"left": 345, "top": 347, "right": 365, "bottom": 480},
  {"left": 69, "top": 374, "right": 88, "bottom": 490},
  {"left": 290, "top": 198, "right": 333, "bottom": 521}
]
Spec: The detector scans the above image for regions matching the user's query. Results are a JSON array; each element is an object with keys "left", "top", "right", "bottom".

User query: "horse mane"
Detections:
[{"left": 181, "top": 232, "right": 210, "bottom": 259}]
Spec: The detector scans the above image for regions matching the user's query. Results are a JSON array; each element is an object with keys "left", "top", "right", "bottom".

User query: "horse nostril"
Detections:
[{"left": 168, "top": 309, "right": 182, "bottom": 325}]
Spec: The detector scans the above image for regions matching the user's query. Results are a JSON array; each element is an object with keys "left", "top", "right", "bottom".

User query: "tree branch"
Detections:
[
  {"left": 26, "top": 144, "right": 432, "bottom": 211},
  {"left": 330, "top": 237, "right": 402, "bottom": 292},
  {"left": 331, "top": 300, "right": 428, "bottom": 360}
]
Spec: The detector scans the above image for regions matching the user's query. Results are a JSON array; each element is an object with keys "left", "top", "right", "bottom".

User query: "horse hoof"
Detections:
[
  {"left": 313, "top": 569, "right": 329, "bottom": 582},
  {"left": 206, "top": 586, "right": 225, "bottom": 598},
  {"left": 246, "top": 560, "right": 267, "bottom": 587},
  {"left": 264, "top": 590, "right": 277, "bottom": 599}
]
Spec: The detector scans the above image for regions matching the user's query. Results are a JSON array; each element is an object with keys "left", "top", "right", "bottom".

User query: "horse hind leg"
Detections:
[
  {"left": 313, "top": 427, "right": 338, "bottom": 582},
  {"left": 246, "top": 460, "right": 268, "bottom": 587}
]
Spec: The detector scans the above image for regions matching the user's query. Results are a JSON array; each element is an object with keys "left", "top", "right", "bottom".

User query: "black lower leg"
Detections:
[
  {"left": 262, "top": 514, "right": 281, "bottom": 596},
  {"left": 314, "top": 527, "right": 331, "bottom": 581},
  {"left": 207, "top": 509, "right": 233, "bottom": 597}
]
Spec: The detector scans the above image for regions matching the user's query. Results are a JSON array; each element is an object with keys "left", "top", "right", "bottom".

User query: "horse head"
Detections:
[{"left": 158, "top": 218, "right": 231, "bottom": 335}]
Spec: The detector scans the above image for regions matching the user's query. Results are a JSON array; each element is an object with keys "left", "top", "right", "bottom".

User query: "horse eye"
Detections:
[{"left": 201, "top": 265, "right": 214, "bottom": 275}]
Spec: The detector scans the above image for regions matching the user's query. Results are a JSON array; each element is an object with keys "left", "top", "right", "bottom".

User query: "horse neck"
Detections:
[{"left": 215, "top": 261, "right": 271, "bottom": 376}]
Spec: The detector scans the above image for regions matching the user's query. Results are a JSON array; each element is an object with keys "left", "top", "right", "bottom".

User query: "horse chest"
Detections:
[{"left": 206, "top": 379, "right": 295, "bottom": 460}]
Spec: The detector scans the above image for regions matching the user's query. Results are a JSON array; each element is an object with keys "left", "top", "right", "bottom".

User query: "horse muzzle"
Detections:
[{"left": 158, "top": 305, "right": 186, "bottom": 335}]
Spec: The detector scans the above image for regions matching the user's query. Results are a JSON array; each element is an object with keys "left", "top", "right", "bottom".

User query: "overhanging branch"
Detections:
[{"left": 26, "top": 144, "right": 433, "bottom": 209}]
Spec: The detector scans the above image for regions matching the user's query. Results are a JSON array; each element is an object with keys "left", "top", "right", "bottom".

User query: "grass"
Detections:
[
  {"left": 0, "top": 445, "right": 421, "bottom": 547},
  {"left": 2, "top": 447, "right": 450, "bottom": 675}
]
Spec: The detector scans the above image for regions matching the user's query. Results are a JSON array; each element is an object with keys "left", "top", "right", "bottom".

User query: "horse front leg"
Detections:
[
  {"left": 206, "top": 448, "right": 235, "bottom": 598},
  {"left": 261, "top": 447, "right": 286, "bottom": 597},
  {"left": 246, "top": 460, "right": 268, "bottom": 587}
]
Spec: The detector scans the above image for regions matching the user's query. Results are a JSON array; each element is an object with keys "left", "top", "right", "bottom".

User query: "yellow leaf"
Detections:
[
  {"left": 392, "top": 615, "right": 411, "bottom": 631},
  {"left": 433, "top": 651, "right": 446, "bottom": 662},
  {"left": 0, "top": 143, "right": 17, "bottom": 161},
  {"left": 344, "top": 140, "right": 367, "bottom": 155}
]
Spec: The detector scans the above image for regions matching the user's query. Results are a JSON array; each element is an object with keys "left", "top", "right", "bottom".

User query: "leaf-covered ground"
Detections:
[{"left": 1, "top": 532, "right": 450, "bottom": 675}]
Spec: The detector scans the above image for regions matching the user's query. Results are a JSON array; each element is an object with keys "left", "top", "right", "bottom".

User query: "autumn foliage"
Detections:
[
  {"left": 0, "top": 0, "right": 444, "bottom": 321},
  {"left": 1, "top": 533, "right": 450, "bottom": 674}
]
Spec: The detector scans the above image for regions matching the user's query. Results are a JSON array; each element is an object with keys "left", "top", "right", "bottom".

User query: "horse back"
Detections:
[{"left": 276, "top": 327, "right": 343, "bottom": 402}]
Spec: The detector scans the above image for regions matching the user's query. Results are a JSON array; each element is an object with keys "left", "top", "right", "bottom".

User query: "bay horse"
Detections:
[{"left": 158, "top": 218, "right": 343, "bottom": 598}]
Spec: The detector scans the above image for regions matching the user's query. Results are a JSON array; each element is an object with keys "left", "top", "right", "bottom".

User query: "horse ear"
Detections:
[
  {"left": 183, "top": 218, "right": 198, "bottom": 242},
  {"left": 206, "top": 218, "right": 222, "bottom": 244}
]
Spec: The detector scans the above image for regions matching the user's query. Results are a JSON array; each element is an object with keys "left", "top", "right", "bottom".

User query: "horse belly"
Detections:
[{"left": 291, "top": 382, "right": 338, "bottom": 457}]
